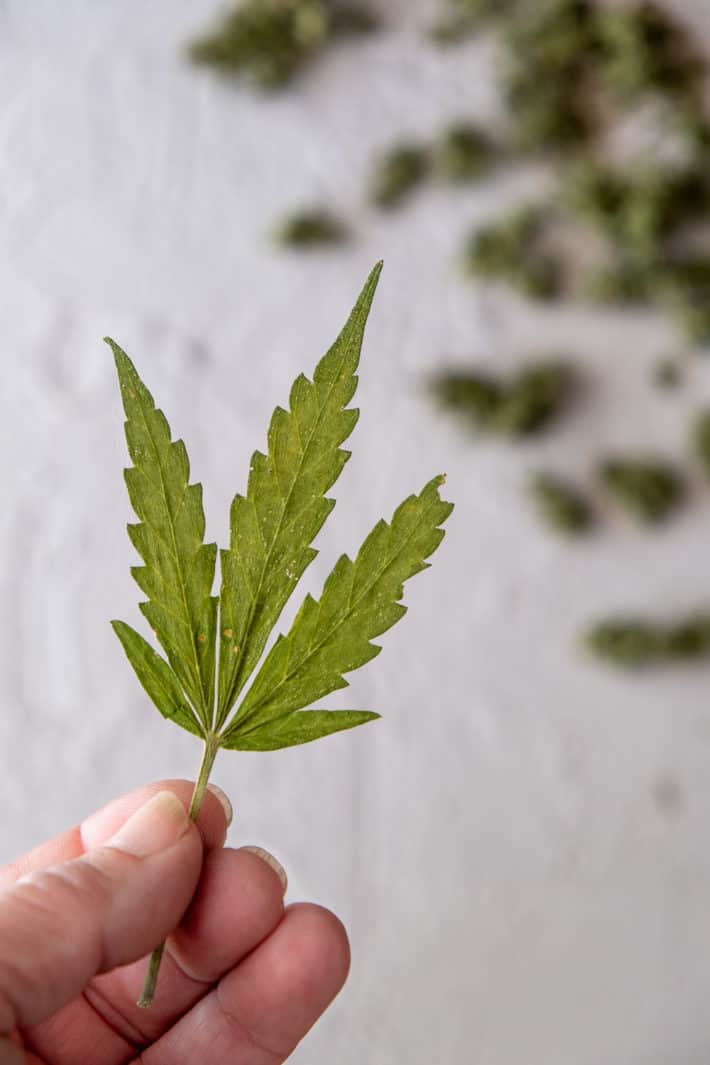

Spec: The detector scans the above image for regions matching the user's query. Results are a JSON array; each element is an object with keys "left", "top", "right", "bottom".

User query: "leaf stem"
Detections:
[
  {"left": 137, "top": 734, "right": 220, "bottom": 1008},
  {"left": 187, "top": 733, "right": 220, "bottom": 820}
]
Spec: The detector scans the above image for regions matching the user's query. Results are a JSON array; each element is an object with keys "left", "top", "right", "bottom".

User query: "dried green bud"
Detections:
[
  {"left": 585, "top": 262, "right": 653, "bottom": 305},
  {"left": 429, "top": 0, "right": 516, "bottom": 44},
  {"left": 463, "top": 209, "right": 541, "bottom": 277},
  {"left": 528, "top": 473, "right": 593, "bottom": 535},
  {"left": 514, "top": 260, "right": 562, "bottom": 301},
  {"left": 566, "top": 161, "right": 707, "bottom": 269},
  {"left": 428, "top": 17, "right": 473, "bottom": 45},
  {"left": 434, "top": 124, "right": 492, "bottom": 183},
  {"left": 673, "top": 102, "right": 710, "bottom": 161},
  {"left": 690, "top": 409, "right": 710, "bottom": 477},
  {"left": 586, "top": 619, "right": 666, "bottom": 666},
  {"left": 429, "top": 370, "right": 502, "bottom": 430},
  {"left": 563, "top": 160, "right": 629, "bottom": 235},
  {"left": 188, "top": 0, "right": 374, "bottom": 87},
  {"left": 273, "top": 208, "right": 346, "bottom": 247},
  {"left": 616, "top": 173, "right": 673, "bottom": 266},
  {"left": 566, "top": 158, "right": 710, "bottom": 323},
  {"left": 370, "top": 144, "right": 429, "bottom": 209},
  {"left": 595, "top": 2, "right": 702, "bottom": 102},
  {"left": 463, "top": 206, "right": 561, "bottom": 300},
  {"left": 329, "top": 5, "right": 378, "bottom": 33},
  {"left": 431, "top": 359, "right": 571, "bottom": 438},
  {"left": 587, "top": 613, "right": 710, "bottom": 667},
  {"left": 493, "top": 362, "right": 570, "bottom": 435},
  {"left": 189, "top": 0, "right": 330, "bottom": 87},
  {"left": 624, "top": 170, "right": 707, "bottom": 265},
  {"left": 502, "top": 0, "right": 598, "bottom": 152},
  {"left": 653, "top": 358, "right": 682, "bottom": 389},
  {"left": 600, "top": 457, "right": 684, "bottom": 523},
  {"left": 505, "top": 84, "right": 593, "bottom": 154},
  {"left": 665, "top": 616, "right": 710, "bottom": 658},
  {"left": 653, "top": 259, "right": 710, "bottom": 345}
]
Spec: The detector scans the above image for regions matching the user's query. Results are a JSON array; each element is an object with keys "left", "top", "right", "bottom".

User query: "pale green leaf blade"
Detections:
[
  {"left": 222, "top": 475, "right": 453, "bottom": 741},
  {"left": 216, "top": 262, "right": 383, "bottom": 727},
  {"left": 111, "top": 620, "right": 205, "bottom": 738},
  {"left": 222, "top": 710, "right": 380, "bottom": 751},
  {"left": 107, "top": 339, "right": 218, "bottom": 727}
]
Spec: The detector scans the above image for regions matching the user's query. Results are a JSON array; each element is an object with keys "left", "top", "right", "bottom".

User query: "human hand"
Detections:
[{"left": 0, "top": 781, "right": 350, "bottom": 1064}]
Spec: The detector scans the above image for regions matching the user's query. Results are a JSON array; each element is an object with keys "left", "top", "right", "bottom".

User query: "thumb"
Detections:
[{"left": 0, "top": 791, "right": 202, "bottom": 1036}]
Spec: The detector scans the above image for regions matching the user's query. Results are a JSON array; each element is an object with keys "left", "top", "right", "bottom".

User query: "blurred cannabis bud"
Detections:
[
  {"left": 273, "top": 208, "right": 346, "bottom": 246},
  {"left": 463, "top": 206, "right": 562, "bottom": 300},
  {"left": 430, "top": 0, "right": 519, "bottom": 44},
  {"left": 690, "top": 409, "right": 710, "bottom": 477},
  {"left": 564, "top": 161, "right": 710, "bottom": 326},
  {"left": 502, "top": 0, "right": 599, "bottom": 153},
  {"left": 599, "top": 457, "right": 684, "bottom": 524},
  {"left": 595, "top": 1, "right": 702, "bottom": 102},
  {"left": 587, "top": 614, "right": 710, "bottom": 667},
  {"left": 433, "top": 123, "right": 494, "bottom": 182},
  {"left": 189, "top": 0, "right": 375, "bottom": 88},
  {"left": 430, "top": 360, "right": 572, "bottom": 437},
  {"left": 528, "top": 473, "right": 593, "bottom": 535},
  {"left": 653, "top": 357, "right": 682, "bottom": 389},
  {"left": 654, "top": 260, "right": 710, "bottom": 346},
  {"left": 369, "top": 144, "right": 430, "bottom": 209}
]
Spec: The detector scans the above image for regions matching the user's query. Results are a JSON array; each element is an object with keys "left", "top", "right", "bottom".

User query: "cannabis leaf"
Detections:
[
  {"left": 107, "top": 338, "right": 218, "bottom": 731},
  {"left": 216, "top": 263, "right": 380, "bottom": 728},
  {"left": 111, "top": 621, "right": 204, "bottom": 738},
  {"left": 108, "top": 263, "right": 453, "bottom": 1007},
  {"left": 222, "top": 477, "right": 452, "bottom": 746},
  {"left": 223, "top": 709, "right": 381, "bottom": 751}
]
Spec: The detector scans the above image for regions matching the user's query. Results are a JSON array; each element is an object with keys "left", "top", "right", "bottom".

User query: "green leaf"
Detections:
[
  {"left": 111, "top": 621, "right": 204, "bottom": 738},
  {"left": 216, "top": 262, "right": 383, "bottom": 728},
  {"left": 109, "top": 265, "right": 455, "bottom": 1012},
  {"left": 222, "top": 475, "right": 453, "bottom": 744},
  {"left": 222, "top": 709, "right": 380, "bottom": 751},
  {"left": 107, "top": 339, "right": 218, "bottom": 729}
]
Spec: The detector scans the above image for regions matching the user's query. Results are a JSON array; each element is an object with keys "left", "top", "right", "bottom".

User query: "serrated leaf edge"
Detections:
[
  {"left": 215, "top": 262, "right": 383, "bottom": 726},
  {"left": 106, "top": 337, "right": 218, "bottom": 727},
  {"left": 221, "top": 474, "right": 452, "bottom": 742}
]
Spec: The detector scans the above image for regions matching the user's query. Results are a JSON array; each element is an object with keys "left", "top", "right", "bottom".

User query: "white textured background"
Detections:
[{"left": 3, "top": 2, "right": 710, "bottom": 1062}]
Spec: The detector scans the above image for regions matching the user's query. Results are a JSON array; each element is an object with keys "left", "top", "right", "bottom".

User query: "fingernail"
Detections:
[
  {"left": 207, "top": 783, "right": 233, "bottom": 826},
  {"left": 242, "top": 845, "right": 288, "bottom": 895},
  {"left": 108, "top": 791, "right": 189, "bottom": 858}
]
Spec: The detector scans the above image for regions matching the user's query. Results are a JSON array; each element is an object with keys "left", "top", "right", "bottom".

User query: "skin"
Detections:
[{"left": 0, "top": 780, "right": 350, "bottom": 1064}]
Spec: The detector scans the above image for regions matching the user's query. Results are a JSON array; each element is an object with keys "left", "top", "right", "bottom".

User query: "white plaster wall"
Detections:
[{"left": 2, "top": 2, "right": 710, "bottom": 1061}]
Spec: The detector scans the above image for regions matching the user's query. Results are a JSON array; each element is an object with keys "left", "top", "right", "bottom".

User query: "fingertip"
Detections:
[
  {"left": 81, "top": 780, "right": 229, "bottom": 853},
  {"left": 208, "top": 902, "right": 352, "bottom": 1060},
  {"left": 286, "top": 902, "right": 352, "bottom": 993},
  {"left": 169, "top": 846, "right": 285, "bottom": 984},
  {"left": 106, "top": 791, "right": 190, "bottom": 859},
  {"left": 135, "top": 898, "right": 351, "bottom": 1063}
]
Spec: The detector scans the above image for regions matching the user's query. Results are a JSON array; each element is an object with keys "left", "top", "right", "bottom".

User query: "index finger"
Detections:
[{"left": 0, "top": 779, "right": 232, "bottom": 888}]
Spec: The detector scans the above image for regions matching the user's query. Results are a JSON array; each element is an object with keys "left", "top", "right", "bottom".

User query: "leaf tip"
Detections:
[
  {"left": 105, "top": 335, "right": 135, "bottom": 384},
  {"left": 365, "top": 259, "right": 384, "bottom": 294},
  {"left": 104, "top": 335, "right": 124, "bottom": 361},
  {"left": 430, "top": 473, "right": 454, "bottom": 513},
  {"left": 352, "top": 262, "right": 384, "bottom": 315}
]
